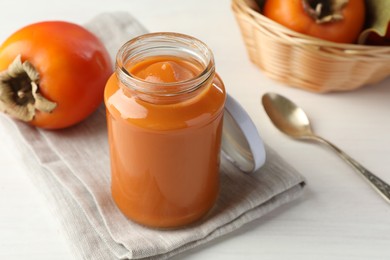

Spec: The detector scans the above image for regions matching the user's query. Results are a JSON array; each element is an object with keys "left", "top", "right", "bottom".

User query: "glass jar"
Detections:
[{"left": 104, "top": 33, "right": 226, "bottom": 228}]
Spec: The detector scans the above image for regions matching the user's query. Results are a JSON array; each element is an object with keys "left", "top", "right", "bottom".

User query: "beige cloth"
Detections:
[{"left": 0, "top": 13, "right": 306, "bottom": 260}]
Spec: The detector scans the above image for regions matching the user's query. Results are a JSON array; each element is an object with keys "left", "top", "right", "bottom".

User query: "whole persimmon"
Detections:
[
  {"left": 263, "top": 0, "right": 366, "bottom": 43},
  {"left": 0, "top": 21, "right": 112, "bottom": 129}
]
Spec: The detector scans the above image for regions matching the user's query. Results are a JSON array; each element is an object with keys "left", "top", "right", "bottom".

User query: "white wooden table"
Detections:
[{"left": 1, "top": 0, "right": 390, "bottom": 259}]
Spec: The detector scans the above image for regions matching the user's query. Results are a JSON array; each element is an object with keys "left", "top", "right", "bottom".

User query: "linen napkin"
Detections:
[{"left": 0, "top": 12, "right": 306, "bottom": 260}]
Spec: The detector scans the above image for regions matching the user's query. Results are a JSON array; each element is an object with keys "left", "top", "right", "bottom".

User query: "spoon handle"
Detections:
[{"left": 313, "top": 135, "right": 390, "bottom": 203}]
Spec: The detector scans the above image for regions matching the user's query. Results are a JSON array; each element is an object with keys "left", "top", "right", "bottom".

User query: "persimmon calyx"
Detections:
[
  {"left": 0, "top": 55, "right": 57, "bottom": 122},
  {"left": 302, "top": 0, "right": 349, "bottom": 24}
]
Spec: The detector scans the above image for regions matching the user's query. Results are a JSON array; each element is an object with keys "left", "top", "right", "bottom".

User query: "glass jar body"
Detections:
[{"left": 104, "top": 33, "right": 226, "bottom": 228}]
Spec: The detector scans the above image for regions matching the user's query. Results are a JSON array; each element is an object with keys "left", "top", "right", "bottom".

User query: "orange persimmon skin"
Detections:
[
  {"left": 0, "top": 21, "right": 112, "bottom": 129},
  {"left": 263, "top": 0, "right": 365, "bottom": 43}
]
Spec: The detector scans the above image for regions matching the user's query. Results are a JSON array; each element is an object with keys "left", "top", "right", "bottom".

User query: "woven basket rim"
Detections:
[
  {"left": 231, "top": 0, "right": 390, "bottom": 93},
  {"left": 232, "top": 0, "right": 390, "bottom": 53}
]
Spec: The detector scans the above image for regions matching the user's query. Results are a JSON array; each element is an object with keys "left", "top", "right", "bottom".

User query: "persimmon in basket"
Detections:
[
  {"left": 365, "top": 23, "right": 390, "bottom": 46},
  {"left": 263, "top": 0, "right": 365, "bottom": 44}
]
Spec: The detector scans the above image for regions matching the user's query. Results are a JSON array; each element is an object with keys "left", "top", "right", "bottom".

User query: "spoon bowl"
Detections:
[
  {"left": 262, "top": 92, "right": 390, "bottom": 204},
  {"left": 262, "top": 92, "right": 313, "bottom": 138}
]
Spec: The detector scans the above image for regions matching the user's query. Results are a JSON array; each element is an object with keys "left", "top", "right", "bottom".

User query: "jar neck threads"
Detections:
[{"left": 115, "top": 32, "right": 216, "bottom": 104}]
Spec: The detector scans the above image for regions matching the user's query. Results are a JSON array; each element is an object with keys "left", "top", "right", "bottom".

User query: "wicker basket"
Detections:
[{"left": 232, "top": 0, "right": 390, "bottom": 93}]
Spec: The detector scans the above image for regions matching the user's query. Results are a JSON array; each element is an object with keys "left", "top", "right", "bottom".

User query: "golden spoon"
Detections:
[{"left": 262, "top": 92, "right": 390, "bottom": 203}]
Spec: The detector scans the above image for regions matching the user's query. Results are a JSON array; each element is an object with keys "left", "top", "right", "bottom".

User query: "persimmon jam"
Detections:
[
  {"left": 131, "top": 57, "right": 198, "bottom": 83},
  {"left": 104, "top": 51, "right": 226, "bottom": 228}
]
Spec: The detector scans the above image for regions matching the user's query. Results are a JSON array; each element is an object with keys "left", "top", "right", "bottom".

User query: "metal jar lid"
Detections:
[{"left": 222, "top": 94, "right": 266, "bottom": 173}]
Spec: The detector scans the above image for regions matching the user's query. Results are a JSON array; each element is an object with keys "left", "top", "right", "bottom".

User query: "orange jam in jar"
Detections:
[{"left": 104, "top": 33, "right": 226, "bottom": 228}]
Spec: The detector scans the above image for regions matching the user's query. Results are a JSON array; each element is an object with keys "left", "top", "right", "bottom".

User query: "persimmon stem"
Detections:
[
  {"left": 0, "top": 55, "right": 57, "bottom": 121},
  {"left": 17, "top": 90, "right": 26, "bottom": 99},
  {"left": 302, "top": 0, "right": 348, "bottom": 24}
]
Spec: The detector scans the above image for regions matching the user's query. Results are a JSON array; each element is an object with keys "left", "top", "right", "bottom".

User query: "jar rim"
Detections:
[{"left": 116, "top": 32, "right": 215, "bottom": 97}]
